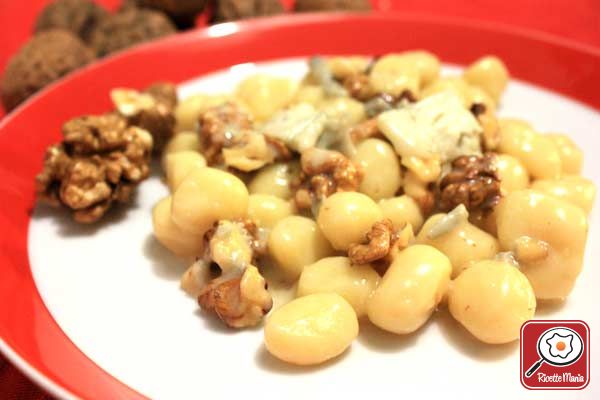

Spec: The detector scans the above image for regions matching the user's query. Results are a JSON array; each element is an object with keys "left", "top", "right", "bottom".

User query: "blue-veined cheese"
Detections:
[
  {"left": 377, "top": 92, "right": 482, "bottom": 162},
  {"left": 262, "top": 103, "right": 327, "bottom": 152}
]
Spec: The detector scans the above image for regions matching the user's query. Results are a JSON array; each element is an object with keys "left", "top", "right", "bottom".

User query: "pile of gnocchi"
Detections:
[{"left": 151, "top": 52, "right": 595, "bottom": 366}]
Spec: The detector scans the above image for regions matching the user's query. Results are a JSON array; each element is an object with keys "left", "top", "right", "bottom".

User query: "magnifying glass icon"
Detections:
[{"left": 525, "top": 327, "right": 584, "bottom": 377}]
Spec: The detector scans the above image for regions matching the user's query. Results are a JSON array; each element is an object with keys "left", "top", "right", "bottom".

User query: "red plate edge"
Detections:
[{"left": 1, "top": 13, "right": 600, "bottom": 400}]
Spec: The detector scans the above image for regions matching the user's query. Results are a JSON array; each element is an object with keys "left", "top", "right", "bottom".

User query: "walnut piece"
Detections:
[
  {"left": 199, "top": 102, "right": 290, "bottom": 171},
  {"left": 62, "top": 113, "right": 129, "bottom": 154},
  {"left": 36, "top": 114, "right": 153, "bottom": 223},
  {"left": 190, "top": 219, "right": 272, "bottom": 328},
  {"left": 111, "top": 82, "right": 177, "bottom": 152},
  {"left": 198, "top": 265, "right": 273, "bottom": 328},
  {"left": 348, "top": 219, "right": 415, "bottom": 270},
  {"left": 348, "top": 118, "right": 382, "bottom": 143},
  {"left": 294, "top": 147, "right": 363, "bottom": 210},
  {"left": 438, "top": 153, "right": 501, "bottom": 213},
  {"left": 348, "top": 219, "right": 394, "bottom": 264},
  {"left": 199, "top": 102, "right": 252, "bottom": 164},
  {"left": 222, "top": 132, "right": 291, "bottom": 172}
]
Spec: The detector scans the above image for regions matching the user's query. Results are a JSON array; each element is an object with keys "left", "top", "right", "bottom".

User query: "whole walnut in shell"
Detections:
[
  {"left": 212, "top": 0, "right": 284, "bottom": 22},
  {"left": 295, "top": 0, "right": 372, "bottom": 12},
  {"left": 35, "top": 0, "right": 108, "bottom": 42},
  {"left": 1, "top": 30, "right": 95, "bottom": 111},
  {"left": 124, "top": 0, "right": 208, "bottom": 29},
  {"left": 89, "top": 9, "right": 176, "bottom": 57}
]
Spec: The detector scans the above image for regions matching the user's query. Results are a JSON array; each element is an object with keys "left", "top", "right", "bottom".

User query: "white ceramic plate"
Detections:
[{"left": 27, "top": 58, "right": 599, "bottom": 400}]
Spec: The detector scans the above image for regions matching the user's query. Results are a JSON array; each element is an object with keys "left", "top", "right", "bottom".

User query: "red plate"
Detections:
[{"left": 1, "top": 13, "right": 600, "bottom": 399}]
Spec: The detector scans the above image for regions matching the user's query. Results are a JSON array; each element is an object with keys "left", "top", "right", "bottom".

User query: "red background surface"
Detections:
[{"left": 0, "top": 1, "right": 598, "bottom": 398}]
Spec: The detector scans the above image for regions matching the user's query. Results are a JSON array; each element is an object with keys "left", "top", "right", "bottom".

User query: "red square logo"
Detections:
[{"left": 521, "top": 320, "right": 590, "bottom": 390}]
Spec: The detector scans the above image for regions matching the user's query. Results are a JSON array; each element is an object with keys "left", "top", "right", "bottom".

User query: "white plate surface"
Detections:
[{"left": 29, "top": 59, "right": 599, "bottom": 399}]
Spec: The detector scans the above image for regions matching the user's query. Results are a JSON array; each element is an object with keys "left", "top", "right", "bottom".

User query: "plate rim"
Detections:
[{"left": 1, "top": 12, "right": 600, "bottom": 399}]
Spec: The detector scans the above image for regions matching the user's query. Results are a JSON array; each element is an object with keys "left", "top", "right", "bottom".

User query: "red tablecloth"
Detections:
[{"left": 0, "top": 0, "right": 599, "bottom": 398}]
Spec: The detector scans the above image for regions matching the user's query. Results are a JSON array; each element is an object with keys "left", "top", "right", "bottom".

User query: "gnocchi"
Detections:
[
  {"left": 248, "top": 162, "right": 300, "bottom": 200},
  {"left": 531, "top": 175, "right": 596, "bottom": 214},
  {"left": 448, "top": 260, "right": 536, "bottom": 344},
  {"left": 367, "top": 245, "right": 451, "bottom": 334},
  {"left": 297, "top": 257, "right": 380, "bottom": 317},
  {"left": 352, "top": 138, "right": 402, "bottom": 200},
  {"left": 235, "top": 74, "right": 297, "bottom": 121},
  {"left": 317, "top": 192, "right": 383, "bottom": 251},
  {"left": 462, "top": 56, "right": 509, "bottom": 103},
  {"left": 496, "top": 190, "right": 588, "bottom": 300},
  {"left": 164, "top": 151, "right": 206, "bottom": 191},
  {"left": 378, "top": 195, "right": 424, "bottom": 232},
  {"left": 417, "top": 212, "right": 500, "bottom": 277},
  {"left": 171, "top": 167, "right": 248, "bottom": 235},
  {"left": 498, "top": 119, "right": 562, "bottom": 179},
  {"left": 264, "top": 293, "right": 358, "bottom": 365},
  {"left": 247, "top": 194, "right": 295, "bottom": 229},
  {"left": 139, "top": 53, "right": 595, "bottom": 364},
  {"left": 268, "top": 216, "right": 334, "bottom": 281},
  {"left": 152, "top": 196, "right": 204, "bottom": 258}
]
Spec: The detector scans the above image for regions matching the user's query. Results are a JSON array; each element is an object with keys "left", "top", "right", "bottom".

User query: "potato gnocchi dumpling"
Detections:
[
  {"left": 164, "top": 151, "right": 206, "bottom": 191},
  {"left": 264, "top": 293, "right": 358, "bottom": 365},
  {"left": 378, "top": 195, "right": 424, "bottom": 232},
  {"left": 297, "top": 257, "right": 380, "bottom": 317},
  {"left": 448, "top": 260, "right": 536, "bottom": 344},
  {"left": 531, "top": 175, "right": 596, "bottom": 214},
  {"left": 352, "top": 138, "right": 402, "bottom": 200},
  {"left": 462, "top": 56, "right": 509, "bottom": 103},
  {"left": 171, "top": 167, "right": 248, "bottom": 235},
  {"left": 247, "top": 194, "right": 295, "bottom": 229},
  {"left": 498, "top": 119, "right": 562, "bottom": 180},
  {"left": 152, "top": 197, "right": 204, "bottom": 258},
  {"left": 317, "top": 192, "right": 383, "bottom": 251},
  {"left": 248, "top": 161, "right": 300, "bottom": 199},
  {"left": 268, "top": 216, "right": 334, "bottom": 281},
  {"left": 496, "top": 190, "right": 588, "bottom": 300},
  {"left": 417, "top": 212, "right": 500, "bottom": 277},
  {"left": 367, "top": 245, "right": 451, "bottom": 334},
  {"left": 547, "top": 133, "right": 583, "bottom": 174},
  {"left": 147, "top": 53, "right": 594, "bottom": 365},
  {"left": 235, "top": 74, "right": 298, "bottom": 121}
]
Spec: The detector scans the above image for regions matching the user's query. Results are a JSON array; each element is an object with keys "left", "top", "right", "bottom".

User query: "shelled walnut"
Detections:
[
  {"left": 35, "top": 114, "right": 153, "bottom": 223},
  {"left": 181, "top": 219, "right": 272, "bottom": 328},
  {"left": 293, "top": 148, "right": 363, "bottom": 210},
  {"left": 200, "top": 102, "right": 290, "bottom": 170},
  {"left": 111, "top": 82, "right": 178, "bottom": 152},
  {"left": 348, "top": 219, "right": 414, "bottom": 268},
  {"left": 199, "top": 102, "right": 253, "bottom": 164},
  {"left": 198, "top": 265, "right": 273, "bottom": 328},
  {"left": 438, "top": 154, "right": 501, "bottom": 213}
]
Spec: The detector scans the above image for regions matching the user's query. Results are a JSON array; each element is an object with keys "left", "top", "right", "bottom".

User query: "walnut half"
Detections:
[
  {"left": 294, "top": 147, "right": 363, "bottom": 210},
  {"left": 36, "top": 114, "right": 153, "bottom": 223},
  {"left": 198, "top": 265, "right": 273, "bottom": 328},
  {"left": 348, "top": 219, "right": 415, "bottom": 270},
  {"left": 111, "top": 82, "right": 177, "bottom": 153},
  {"left": 181, "top": 219, "right": 272, "bottom": 328},
  {"left": 438, "top": 153, "right": 501, "bottom": 213}
]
